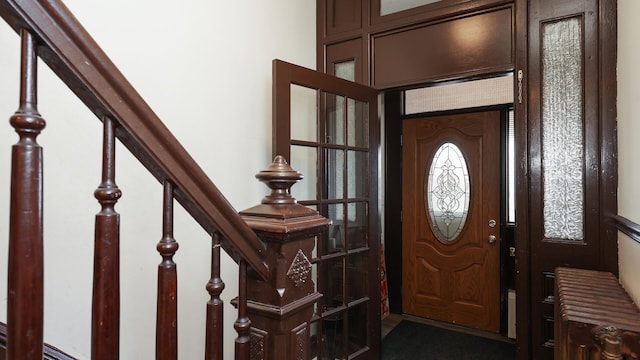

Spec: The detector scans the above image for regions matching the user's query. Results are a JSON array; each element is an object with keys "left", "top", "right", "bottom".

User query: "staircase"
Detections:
[{"left": 0, "top": 0, "right": 325, "bottom": 358}]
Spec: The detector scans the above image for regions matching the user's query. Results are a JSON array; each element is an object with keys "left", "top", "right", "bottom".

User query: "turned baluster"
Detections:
[
  {"left": 7, "top": 29, "right": 46, "bottom": 360},
  {"left": 156, "top": 181, "right": 179, "bottom": 359},
  {"left": 205, "top": 232, "right": 225, "bottom": 360},
  {"left": 234, "top": 260, "right": 251, "bottom": 360},
  {"left": 92, "top": 115, "right": 122, "bottom": 360}
]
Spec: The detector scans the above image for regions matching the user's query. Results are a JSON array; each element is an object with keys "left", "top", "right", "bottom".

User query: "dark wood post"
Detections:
[
  {"left": 7, "top": 29, "right": 46, "bottom": 360},
  {"left": 205, "top": 232, "right": 225, "bottom": 360},
  {"left": 156, "top": 180, "right": 179, "bottom": 360},
  {"left": 92, "top": 115, "right": 121, "bottom": 360},
  {"left": 239, "top": 156, "right": 330, "bottom": 360},
  {"left": 234, "top": 260, "right": 251, "bottom": 360}
]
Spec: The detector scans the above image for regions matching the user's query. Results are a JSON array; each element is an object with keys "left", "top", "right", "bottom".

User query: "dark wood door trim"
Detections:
[
  {"left": 513, "top": 0, "right": 530, "bottom": 358},
  {"left": 320, "top": 1, "right": 617, "bottom": 358},
  {"left": 525, "top": 0, "right": 617, "bottom": 358},
  {"left": 383, "top": 91, "right": 404, "bottom": 314},
  {"left": 598, "top": 0, "right": 618, "bottom": 275}
]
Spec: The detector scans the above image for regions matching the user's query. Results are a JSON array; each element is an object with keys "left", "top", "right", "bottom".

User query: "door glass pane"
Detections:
[
  {"left": 311, "top": 237, "right": 318, "bottom": 259},
  {"left": 347, "top": 202, "right": 368, "bottom": 249},
  {"left": 291, "top": 84, "right": 317, "bottom": 142},
  {"left": 322, "top": 310, "right": 345, "bottom": 359},
  {"left": 347, "top": 252, "right": 368, "bottom": 301},
  {"left": 322, "top": 257, "right": 345, "bottom": 310},
  {"left": 347, "top": 302, "right": 368, "bottom": 356},
  {"left": 347, "top": 98, "right": 368, "bottom": 148},
  {"left": 326, "top": 149, "right": 345, "bottom": 200},
  {"left": 323, "top": 91, "right": 345, "bottom": 145},
  {"left": 347, "top": 150, "right": 368, "bottom": 199},
  {"left": 290, "top": 145, "right": 317, "bottom": 202},
  {"left": 541, "top": 17, "right": 584, "bottom": 241},
  {"left": 335, "top": 61, "right": 356, "bottom": 82},
  {"left": 327, "top": 203, "right": 345, "bottom": 254},
  {"left": 380, "top": 0, "right": 442, "bottom": 15},
  {"left": 426, "top": 142, "right": 470, "bottom": 242},
  {"left": 310, "top": 321, "right": 320, "bottom": 360}
]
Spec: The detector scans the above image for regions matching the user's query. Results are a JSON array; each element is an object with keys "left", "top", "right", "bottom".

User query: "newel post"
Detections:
[{"left": 239, "top": 156, "right": 330, "bottom": 360}]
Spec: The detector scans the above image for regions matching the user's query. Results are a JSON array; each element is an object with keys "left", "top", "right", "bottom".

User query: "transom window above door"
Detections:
[{"left": 380, "top": 0, "right": 443, "bottom": 15}]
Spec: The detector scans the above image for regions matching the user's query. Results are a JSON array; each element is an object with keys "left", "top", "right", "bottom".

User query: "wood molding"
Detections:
[
  {"left": 371, "top": 6, "right": 513, "bottom": 88},
  {"left": 612, "top": 215, "right": 640, "bottom": 245}
]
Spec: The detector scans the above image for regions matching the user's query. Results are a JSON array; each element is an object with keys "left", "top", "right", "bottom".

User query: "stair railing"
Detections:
[{"left": 0, "top": 0, "right": 327, "bottom": 359}]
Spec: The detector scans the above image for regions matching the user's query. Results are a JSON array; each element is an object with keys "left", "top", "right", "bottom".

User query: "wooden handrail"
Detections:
[
  {"left": 612, "top": 214, "right": 640, "bottom": 245},
  {"left": 0, "top": 0, "right": 269, "bottom": 280}
]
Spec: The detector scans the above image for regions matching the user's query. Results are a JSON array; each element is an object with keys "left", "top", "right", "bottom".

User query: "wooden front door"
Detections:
[{"left": 402, "top": 111, "right": 501, "bottom": 332}]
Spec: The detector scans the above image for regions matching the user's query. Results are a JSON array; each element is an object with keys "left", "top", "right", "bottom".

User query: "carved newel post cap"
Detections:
[
  {"left": 256, "top": 155, "right": 303, "bottom": 205},
  {"left": 240, "top": 155, "right": 330, "bottom": 229}
]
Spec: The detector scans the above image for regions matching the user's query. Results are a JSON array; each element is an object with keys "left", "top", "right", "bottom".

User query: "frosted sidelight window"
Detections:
[
  {"left": 426, "top": 143, "right": 470, "bottom": 242},
  {"left": 541, "top": 17, "right": 584, "bottom": 241}
]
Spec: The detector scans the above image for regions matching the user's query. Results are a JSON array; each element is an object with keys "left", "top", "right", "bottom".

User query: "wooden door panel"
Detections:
[
  {"left": 271, "top": 59, "right": 381, "bottom": 359},
  {"left": 402, "top": 111, "right": 500, "bottom": 332}
]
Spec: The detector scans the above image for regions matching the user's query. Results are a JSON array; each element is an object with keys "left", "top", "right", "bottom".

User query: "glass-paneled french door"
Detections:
[{"left": 272, "top": 59, "right": 380, "bottom": 359}]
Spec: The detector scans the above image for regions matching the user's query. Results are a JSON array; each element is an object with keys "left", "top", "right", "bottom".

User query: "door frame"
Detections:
[
  {"left": 384, "top": 99, "right": 515, "bottom": 336},
  {"left": 319, "top": 1, "right": 617, "bottom": 358}
]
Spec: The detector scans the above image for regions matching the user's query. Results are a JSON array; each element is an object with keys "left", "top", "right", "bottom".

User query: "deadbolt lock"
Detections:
[{"left": 488, "top": 219, "right": 497, "bottom": 228}]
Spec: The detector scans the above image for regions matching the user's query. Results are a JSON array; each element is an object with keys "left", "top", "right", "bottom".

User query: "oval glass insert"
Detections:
[{"left": 426, "top": 142, "right": 470, "bottom": 242}]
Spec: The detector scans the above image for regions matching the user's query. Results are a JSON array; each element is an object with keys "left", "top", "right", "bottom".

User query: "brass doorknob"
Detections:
[{"left": 488, "top": 235, "right": 497, "bottom": 244}]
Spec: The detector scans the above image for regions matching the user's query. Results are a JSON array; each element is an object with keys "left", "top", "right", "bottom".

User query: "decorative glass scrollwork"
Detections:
[{"left": 426, "top": 142, "right": 470, "bottom": 242}]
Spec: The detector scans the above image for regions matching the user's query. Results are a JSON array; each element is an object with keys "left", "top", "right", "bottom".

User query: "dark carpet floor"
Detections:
[{"left": 382, "top": 320, "right": 516, "bottom": 360}]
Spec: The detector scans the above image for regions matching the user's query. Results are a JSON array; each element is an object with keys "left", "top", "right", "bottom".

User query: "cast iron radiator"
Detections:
[{"left": 555, "top": 267, "right": 640, "bottom": 359}]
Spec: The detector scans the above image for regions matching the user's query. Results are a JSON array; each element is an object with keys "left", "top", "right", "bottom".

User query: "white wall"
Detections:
[
  {"left": 0, "top": 1, "right": 315, "bottom": 358},
  {"left": 617, "top": 0, "right": 640, "bottom": 304}
]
